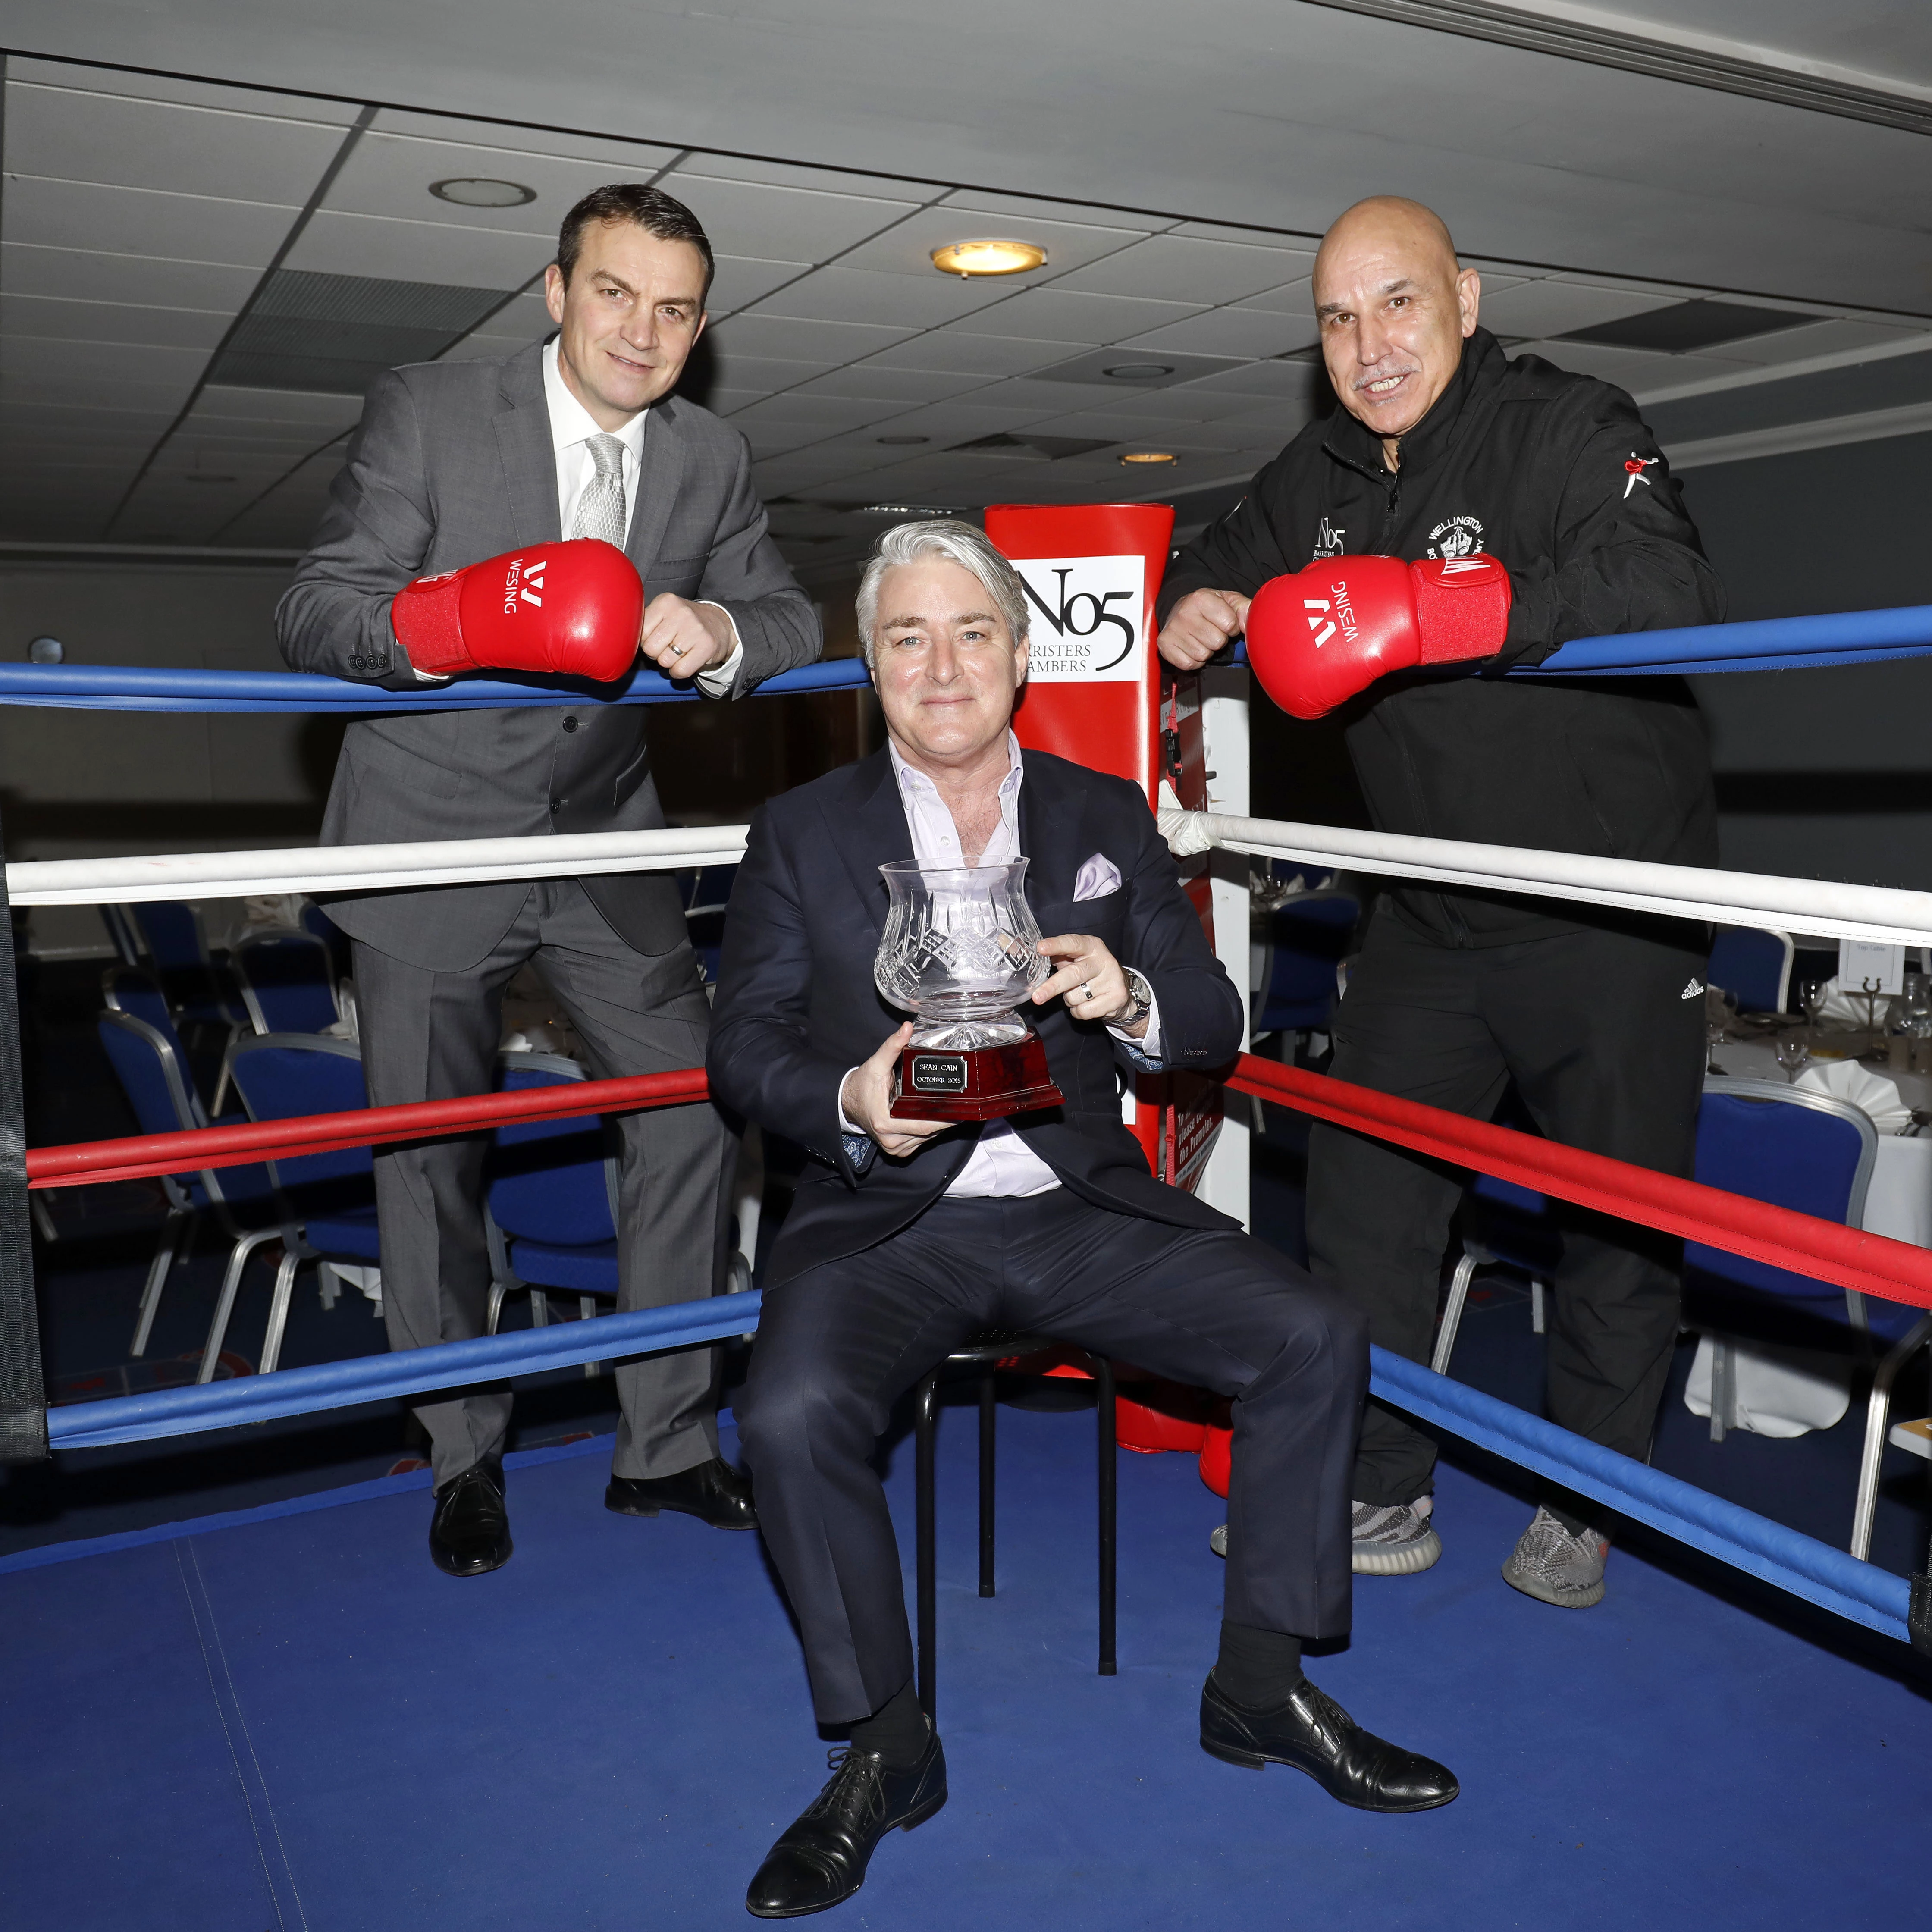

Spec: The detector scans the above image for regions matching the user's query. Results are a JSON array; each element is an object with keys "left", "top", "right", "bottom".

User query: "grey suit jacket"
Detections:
[{"left": 277, "top": 339, "right": 821, "bottom": 971}]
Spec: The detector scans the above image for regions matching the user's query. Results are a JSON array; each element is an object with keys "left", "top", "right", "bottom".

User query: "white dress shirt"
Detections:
[
  {"left": 405, "top": 341, "right": 743, "bottom": 690},
  {"left": 842, "top": 732, "right": 1161, "bottom": 1199}
]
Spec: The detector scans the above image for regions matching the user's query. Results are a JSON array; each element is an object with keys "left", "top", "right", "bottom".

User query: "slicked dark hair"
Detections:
[{"left": 556, "top": 184, "right": 715, "bottom": 304}]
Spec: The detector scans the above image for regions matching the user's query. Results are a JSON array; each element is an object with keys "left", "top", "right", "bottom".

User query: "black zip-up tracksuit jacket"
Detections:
[{"left": 1159, "top": 327, "right": 1724, "bottom": 945}]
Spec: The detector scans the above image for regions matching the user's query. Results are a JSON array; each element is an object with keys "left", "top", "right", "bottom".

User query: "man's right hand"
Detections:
[
  {"left": 1157, "top": 587, "right": 1251, "bottom": 671},
  {"left": 841, "top": 1022, "right": 953, "bottom": 1160},
  {"left": 390, "top": 537, "right": 645, "bottom": 681}
]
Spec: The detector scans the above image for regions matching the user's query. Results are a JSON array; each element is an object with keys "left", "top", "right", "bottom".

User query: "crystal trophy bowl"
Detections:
[{"left": 875, "top": 858, "right": 1067, "bottom": 1121}]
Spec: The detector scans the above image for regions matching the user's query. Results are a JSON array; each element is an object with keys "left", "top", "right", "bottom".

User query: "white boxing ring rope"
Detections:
[{"left": 19, "top": 815, "right": 1932, "bottom": 952}]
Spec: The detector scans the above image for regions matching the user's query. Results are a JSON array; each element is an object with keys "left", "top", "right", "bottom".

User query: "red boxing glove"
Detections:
[
  {"left": 1246, "top": 552, "right": 1513, "bottom": 721},
  {"left": 390, "top": 538, "right": 644, "bottom": 682}
]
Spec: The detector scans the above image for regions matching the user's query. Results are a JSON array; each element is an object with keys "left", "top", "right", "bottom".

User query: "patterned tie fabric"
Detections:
[{"left": 571, "top": 432, "right": 627, "bottom": 546}]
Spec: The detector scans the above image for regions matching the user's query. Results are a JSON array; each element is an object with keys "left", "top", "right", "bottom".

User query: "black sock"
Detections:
[
  {"left": 1212, "top": 1620, "right": 1304, "bottom": 1710},
  {"left": 849, "top": 1679, "right": 928, "bottom": 1768}
]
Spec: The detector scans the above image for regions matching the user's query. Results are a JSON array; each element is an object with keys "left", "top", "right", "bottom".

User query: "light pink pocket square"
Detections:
[{"left": 1073, "top": 852, "right": 1122, "bottom": 902}]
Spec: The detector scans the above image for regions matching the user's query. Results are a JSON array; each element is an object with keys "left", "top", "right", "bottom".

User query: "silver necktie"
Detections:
[{"left": 571, "top": 432, "right": 627, "bottom": 546}]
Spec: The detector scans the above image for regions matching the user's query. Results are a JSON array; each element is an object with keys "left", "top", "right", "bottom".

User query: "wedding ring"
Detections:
[{"left": 1079, "top": 983, "right": 1095, "bottom": 1001}]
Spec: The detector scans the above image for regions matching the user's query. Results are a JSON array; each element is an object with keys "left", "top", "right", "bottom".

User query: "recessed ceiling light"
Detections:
[
  {"left": 930, "top": 239, "right": 1047, "bottom": 279},
  {"left": 859, "top": 502, "right": 966, "bottom": 516},
  {"left": 1103, "top": 362, "right": 1175, "bottom": 381},
  {"left": 875, "top": 434, "right": 931, "bottom": 445},
  {"left": 430, "top": 177, "right": 538, "bottom": 208},
  {"left": 1118, "top": 451, "right": 1178, "bottom": 466}
]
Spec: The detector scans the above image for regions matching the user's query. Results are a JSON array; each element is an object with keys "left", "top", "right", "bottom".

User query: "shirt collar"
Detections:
[
  {"left": 888, "top": 730, "right": 1024, "bottom": 803},
  {"left": 543, "top": 338, "right": 649, "bottom": 462}
]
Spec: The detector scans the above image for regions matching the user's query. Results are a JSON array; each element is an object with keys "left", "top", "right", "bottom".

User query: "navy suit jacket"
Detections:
[{"left": 707, "top": 746, "right": 1244, "bottom": 1286}]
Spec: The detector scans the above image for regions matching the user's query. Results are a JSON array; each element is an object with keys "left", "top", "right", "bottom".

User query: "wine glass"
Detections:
[
  {"left": 1800, "top": 979, "right": 1828, "bottom": 1027},
  {"left": 1775, "top": 1034, "right": 1810, "bottom": 1081}
]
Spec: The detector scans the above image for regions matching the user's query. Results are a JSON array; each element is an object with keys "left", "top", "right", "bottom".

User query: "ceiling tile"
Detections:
[
  {"left": 193, "top": 386, "right": 368, "bottom": 427},
  {"left": 3, "top": 176, "right": 297, "bottom": 270},
  {"left": 691, "top": 347, "right": 821, "bottom": 395},
  {"left": 1477, "top": 279, "right": 1681, "bottom": 339},
  {"left": 705, "top": 313, "right": 915, "bottom": 363},
  {"left": 472, "top": 291, "right": 557, "bottom": 339},
  {"left": 4, "top": 83, "right": 344, "bottom": 205},
  {"left": 1052, "top": 234, "right": 1318, "bottom": 306},
  {"left": 321, "top": 134, "right": 654, "bottom": 238},
  {"left": 0, "top": 242, "right": 259, "bottom": 313},
  {"left": 707, "top": 257, "right": 812, "bottom": 316},
  {"left": 1113, "top": 309, "right": 1314, "bottom": 360},
  {"left": 437, "top": 332, "right": 538, "bottom": 364},
  {"left": 749, "top": 264, "right": 1022, "bottom": 330},
  {"left": 653, "top": 172, "right": 919, "bottom": 264},
  {"left": 938, "top": 189, "right": 1170, "bottom": 234},
  {"left": 1514, "top": 340, "right": 1754, "bottom": 393},
  {"left": 967, "top": 287, "right": 1205, "bottom": 348},
  {"left": 1229, "top": 278, "right": 1317, "bottom": 319},
  {"left": 1701, "top": 319, "right": 1929, "bottom": 366},
  {"left": 367, "top": 109, "right": 681, "bottom": 174},
  {"left": 840, "top": 204, "right": 1148, "bottom": 282},
  {"left": 859, "top": 332, "right": 1085, "bottom": 377},
  {"left": 844, "top": 399, "right": 1063, "bottom": 441},
  {"left": 0, "top": 294, "right": 232, "bottom": 352},
  {"left": 284, "top": 211, "right": 554, "bottom": 288},
  {"left": 793, "top": 365, "right": 992, "bottom": 405},
  {"left": 1176, "top": 359, "right": 1330, "bottom": 400},
  {"left": 6, "top": 63, "right": 364, "bottom": 125},
  {"left": 729, "top": 394, "right": 903, "bottom": 435},
  {"left": 2, "top": 334, "right": 204, "bottom": 389},
  {"left": 752, "top": 450, "right": 883, "bottom": 494}
]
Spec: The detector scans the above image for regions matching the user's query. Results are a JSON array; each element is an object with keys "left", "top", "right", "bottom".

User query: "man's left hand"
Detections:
[
  {"left": 1034, "top": 933, "right": 1147, "bottom": 1037},
  {"left": 640, "top": 593, "right": 736, "bottom": 677}
]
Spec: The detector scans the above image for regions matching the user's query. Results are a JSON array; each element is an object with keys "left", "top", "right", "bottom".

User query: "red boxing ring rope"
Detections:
[{"left": 25, "top": 1055, "right": 1932, "bottom": 1315}]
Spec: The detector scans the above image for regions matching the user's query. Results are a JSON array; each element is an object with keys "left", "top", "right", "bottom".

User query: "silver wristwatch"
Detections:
[{"left": 1117, "top": 967, "right": 1154, "bottom": 1032}]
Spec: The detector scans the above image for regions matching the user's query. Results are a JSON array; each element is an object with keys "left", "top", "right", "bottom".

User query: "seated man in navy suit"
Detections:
[{"left": 709, "top": 520, "right": 1458, "bottom": 1919}]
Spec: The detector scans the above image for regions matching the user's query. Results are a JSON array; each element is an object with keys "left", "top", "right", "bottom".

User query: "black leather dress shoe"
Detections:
[
  {"left": 1200, "top": 1673, "right": 1458, "bottom": 1813},
  {"left": 746, "top": 1729, "right": 947, "bottom": 1919},
  {"left": 429, "top": 1456, "right": 512, "bottom": 1578},
  {"left": 605, "top": 1456, "right": 757, "bottom": 1531}
]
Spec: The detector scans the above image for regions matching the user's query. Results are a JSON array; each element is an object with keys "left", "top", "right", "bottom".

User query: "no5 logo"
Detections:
[{"left": 1009, "top": 554, "right": 1146, "bottom": 684}]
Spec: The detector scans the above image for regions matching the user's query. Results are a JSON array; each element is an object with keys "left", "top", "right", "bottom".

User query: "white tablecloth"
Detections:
[{"left": 1685, "top": 1038, "right": 1932, "bottom": 1435}]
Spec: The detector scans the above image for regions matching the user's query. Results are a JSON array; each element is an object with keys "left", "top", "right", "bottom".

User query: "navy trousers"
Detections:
[{"left": 737, "top": 1190, "right": 1367, "bottom": 1725}]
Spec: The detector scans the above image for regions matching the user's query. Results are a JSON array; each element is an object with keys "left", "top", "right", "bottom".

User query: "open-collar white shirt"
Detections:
[
  {"left": 540, "top": 339, "right": 743, "bottom": 695},
  {"left": 840, "top": 731, "right": 1160, "bottom": 1199}
]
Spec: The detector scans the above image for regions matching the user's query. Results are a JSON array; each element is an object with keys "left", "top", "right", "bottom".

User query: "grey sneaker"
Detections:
[
  {"left": 1501, "top": 1506, "right": 1608, "bottom": 1608},
  {"left": 1351, "top": 1499, "right": 1441, "bottom": 1575}
]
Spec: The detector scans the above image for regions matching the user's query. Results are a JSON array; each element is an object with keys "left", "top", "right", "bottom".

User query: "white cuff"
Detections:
[
  {"left": 1105, "top": 990, "right": 1161, "bottom": 1060},
  {"left": 694, "top": 605, "right": 745, "bottom": 695},
  {"left": 837, "top": 1066, "right": 863, "bottom": 1136}
]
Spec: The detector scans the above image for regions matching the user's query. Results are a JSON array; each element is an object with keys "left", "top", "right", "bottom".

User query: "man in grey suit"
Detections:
[{"left": 278, "top": 183, "right": 821, "bottom": 1576}]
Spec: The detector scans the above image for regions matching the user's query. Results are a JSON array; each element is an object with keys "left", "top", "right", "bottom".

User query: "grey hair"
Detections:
[{"left": 855, "top": 518, "right": 1030, "bottom": 669}]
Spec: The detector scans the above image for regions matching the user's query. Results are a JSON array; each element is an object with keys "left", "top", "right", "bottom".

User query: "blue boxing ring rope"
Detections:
[{"left": 0, "top": 601, "right": 1926, "bottom": 711}]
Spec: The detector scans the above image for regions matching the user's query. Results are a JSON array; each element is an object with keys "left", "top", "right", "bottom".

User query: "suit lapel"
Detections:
[
  {"left": 1016, "top": 753, "right": 1091, "bottom": 932},
  {"left": 626, "top": 401, "right": 684, "bottom": 583},
  {"left": 495, "top": 344, "right": 561, "bottom": 545},
  {"left": 829, "top": 750, "right": 913, "bottom": 942}
]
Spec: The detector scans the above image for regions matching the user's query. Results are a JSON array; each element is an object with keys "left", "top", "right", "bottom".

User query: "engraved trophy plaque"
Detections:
[{"left": 875, "top": 858, "right": 1066, "bottom": 1121}]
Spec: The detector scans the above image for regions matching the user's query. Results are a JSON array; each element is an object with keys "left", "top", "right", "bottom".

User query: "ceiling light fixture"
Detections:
[
  {"left": 930, "top": 239, "right": 1047, "bottom": 279},
  {"left": 1103, "top": 363, "right": 1175, "bottom": 381},
  {"left": 1118, "top": 451, "right": 1178, "bottom": 466},
  {"left": 859, "top": 502, "right": 966, "bottom": 516},
  {"left": 430, "top": 177, "right": 538, "bottom": 208},
  {"left": 875, "top": 434, "right": 931, "bottom": 445}
]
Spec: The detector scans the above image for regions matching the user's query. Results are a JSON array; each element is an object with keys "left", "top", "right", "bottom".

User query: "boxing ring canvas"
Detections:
[{"left": 3, "top": 1406, "right": 1925, "bottom": 1931}]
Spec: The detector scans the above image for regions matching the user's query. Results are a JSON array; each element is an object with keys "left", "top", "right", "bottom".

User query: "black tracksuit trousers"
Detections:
[{"left": 1305, "top": 906, "right": 1709, "bottom": 1508}]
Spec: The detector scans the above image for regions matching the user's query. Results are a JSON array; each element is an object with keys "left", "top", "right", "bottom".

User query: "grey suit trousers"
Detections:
[{"left": 353, "top": 879, "right": 733, "bottom": 1487}]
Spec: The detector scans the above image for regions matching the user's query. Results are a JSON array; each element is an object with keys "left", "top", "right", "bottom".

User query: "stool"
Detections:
[{"left": 912, "top": 1328, "right": 1116, "bottom": 1722}]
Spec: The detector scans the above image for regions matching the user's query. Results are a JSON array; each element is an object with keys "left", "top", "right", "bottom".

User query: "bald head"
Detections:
[{"left": 1312, "top": 195, "right": 1480, "bottom": 462}]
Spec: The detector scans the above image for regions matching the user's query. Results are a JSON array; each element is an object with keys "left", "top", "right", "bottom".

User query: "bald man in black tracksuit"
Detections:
[{"left": 1159, "top": 198, "right": 1722, "bottom": 1609}]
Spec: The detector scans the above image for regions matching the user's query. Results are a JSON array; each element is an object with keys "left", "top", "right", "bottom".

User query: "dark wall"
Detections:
[{"left": 1680, "top": 430, "right": 1932, "bottom": 892}]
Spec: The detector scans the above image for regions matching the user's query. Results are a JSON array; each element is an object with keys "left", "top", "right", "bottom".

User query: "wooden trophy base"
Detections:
[{"left": 890, "top": 1031, "right": 1066, "bottom": 1122}]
